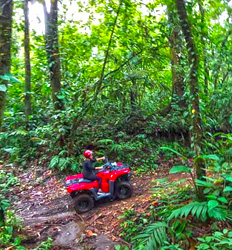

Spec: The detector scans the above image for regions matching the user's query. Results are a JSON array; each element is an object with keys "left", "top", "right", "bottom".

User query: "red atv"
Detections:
[{"left": 65, "top": 159, "right": 133, "bottom": 213}]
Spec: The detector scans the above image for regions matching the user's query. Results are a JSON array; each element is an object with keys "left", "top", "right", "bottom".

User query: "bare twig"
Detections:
[{"left": 75, "top": 212, "right": 84, "bottom": 223}]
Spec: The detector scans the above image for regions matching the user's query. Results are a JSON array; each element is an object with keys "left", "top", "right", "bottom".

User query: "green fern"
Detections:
[
  {"left": 48, "top": 155, "right": 59, "bottom": 169},
  {"left": 169, "top": 202, "right": 209, "bottom": 221},
  {"left": 168, "top": 201, "right": 229, "bottom": 222},
  {"left": 132, "top": 222, "right": 168, "bottom": 250},
  {"left": 97, "top": 139, "right": 114, "bottom": 144}
]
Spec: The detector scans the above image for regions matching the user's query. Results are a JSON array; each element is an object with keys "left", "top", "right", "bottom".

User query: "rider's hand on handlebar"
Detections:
[
  {"left": 95, "top": 166, "right": 103, "bottom": 170},
  {"left": 96, "top": 156, "right": 105, "bottom": 161}
]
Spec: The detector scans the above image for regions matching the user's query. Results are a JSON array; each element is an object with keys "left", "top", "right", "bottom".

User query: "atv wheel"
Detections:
[
  {"left": 116, "top": 181, "right": 133, "bottom": 199},
  {"left": 73, "top": 194, "right": 94, "bottom": 214}
]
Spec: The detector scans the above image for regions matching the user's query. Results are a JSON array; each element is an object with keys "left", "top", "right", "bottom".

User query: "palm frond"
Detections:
[
  {"left": 132, "top": 222, "right": 168, "bottom": 250},
  {"left": 168, "top": 202, "right": 208, "bottom": 221},
  {"left": 168, "top": 201, "right": 229, "bottom": 222}
]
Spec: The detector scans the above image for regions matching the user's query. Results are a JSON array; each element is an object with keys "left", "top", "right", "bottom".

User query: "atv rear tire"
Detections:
[
  {"left": 116, "top": 181, "right": 133, "bottom": 199},
  {"left": 73, "top": 194, "right": 94, "bottom": 214}
]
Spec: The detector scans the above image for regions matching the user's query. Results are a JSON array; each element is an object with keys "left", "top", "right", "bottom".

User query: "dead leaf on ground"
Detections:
[{"left": 86, "top": 230, "right": 93, "bottom": 237}]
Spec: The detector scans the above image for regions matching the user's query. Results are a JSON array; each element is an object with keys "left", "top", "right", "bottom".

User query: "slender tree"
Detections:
[
  {"left": 24, "top": 0, "right": 32, "bottom": 119},
  {"left": 160, "top": 3, "right": 186, "bottom": 116},
  {"left": 43, "top": 0, "right": 64, "bottom": 110},
  {"left": 127, "top": 61, "right": 138, "bottom": 114},
  {"left": 197, "top": 0, "right": 209, "bottom": 95},
  {"left": 175, "top": 0, "right": 206, "bottom": 199},
  {"left": 0, "top": 0, "right": 13, "bottom": 131}
]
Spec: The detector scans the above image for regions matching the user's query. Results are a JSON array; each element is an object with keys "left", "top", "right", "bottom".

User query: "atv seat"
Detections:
[{"left": 78, "top": 178, "right": 94, "bottom": 183}]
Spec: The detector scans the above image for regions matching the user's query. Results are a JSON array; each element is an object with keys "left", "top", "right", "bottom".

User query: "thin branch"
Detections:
[
  {"left": 93, "top": 0, "right": 123, "bottom": 99},
  {"left": 98, "top": 51, "right": 142, "bottom": 83}
]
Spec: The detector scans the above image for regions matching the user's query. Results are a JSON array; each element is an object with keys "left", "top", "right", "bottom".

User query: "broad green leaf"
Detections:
[
  {"left": 196, "top": 179, "right": 214, "bottom": 188},
  {"left": 207, "top": 200, "right": 219, "bottom": 211},
  {"left": 169, "top": 165, "right": 191, "bottom": 174},
  {"left": 14, "top": 237, "right": 21, "bottom": 245},
  {"left": 3, "top": 148, "right": 15, "bottom": 154},
  {"left": 203, "top": 188, "right": 211, "bottom": 194},
  {"left": 1, "top": 199, "right": 10, "bottom": 209},
  {"left": 222, "top": 162, "right": 229, "bottom": 169},
  {"left": 218, "top": 197, "right": 228, "bottom": 204},
  {"left": 222, "top": 174, "right": 232, "bottom": 183},
  {"left": 223, "top": 186, "right": 232, "bottom": 192},
  {"left": 206, "top": 195, "right": 217, "bottom": 199},
  {"left": 203, "top": 176, "right": 217, "bottom": 182},
  {"left": 199, "top": 154, "right": 220, "bottom": 161},
  {"left": 160, "top": 147, "right": 187, "bottom": 160},
  {"left": 0, "top": 73, "right": 21, "bottom": 83},
  {"left": 0, "top": 84, "right": 7, "bottom": 92},
  {"left": 16, "top": 246, "right": 26, "bottom": 250}
]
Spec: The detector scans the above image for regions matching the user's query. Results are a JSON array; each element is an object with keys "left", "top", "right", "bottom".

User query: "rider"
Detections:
[{"left": 83, "top": 150, "right": 105, "bottom": 189}]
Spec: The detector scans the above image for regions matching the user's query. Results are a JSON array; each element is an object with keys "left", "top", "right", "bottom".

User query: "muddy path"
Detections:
[{"left": 9, "top": 161, "right": 189, "bottom": 249}]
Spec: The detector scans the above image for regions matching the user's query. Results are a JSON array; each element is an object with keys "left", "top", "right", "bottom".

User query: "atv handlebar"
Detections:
[{"left": 95, "top": 158, "right": 128, "bottom": 173}]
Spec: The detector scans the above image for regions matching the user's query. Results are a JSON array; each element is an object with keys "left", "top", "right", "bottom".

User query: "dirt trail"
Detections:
[{"left": 10, "top": 162, "right": 189, "bottom": 249}]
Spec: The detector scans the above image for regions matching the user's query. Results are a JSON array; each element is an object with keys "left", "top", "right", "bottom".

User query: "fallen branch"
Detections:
[{"left": 75, "top": 212, "right": 84, "bottom": 223}]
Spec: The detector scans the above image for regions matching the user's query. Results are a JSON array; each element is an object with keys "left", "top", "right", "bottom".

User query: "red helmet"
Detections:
[{"left": 84, "top": 150, "right": 93, "bottom": 158}]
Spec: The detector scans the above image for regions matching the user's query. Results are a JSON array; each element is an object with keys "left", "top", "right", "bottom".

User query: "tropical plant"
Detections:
[
  {"left": 196, "top": 229, "right": 232, "bottom": 250},
  {"left": 132, "top": 222, "right": 168, "bottom": 250}
]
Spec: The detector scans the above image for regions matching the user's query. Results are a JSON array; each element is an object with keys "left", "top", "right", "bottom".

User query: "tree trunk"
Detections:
[
  {"left": 175, "top": 0, "right": 206, "bottom": 200},
  {"left": 170, "top": 24, "right": 186, "bottom": 108},
  {"left": 43, "top": 0, "right": 64, "bottom": 110},
  {"left": 160, "top": 3, "right": 186, "bottom": 116},
  {"left": 0, "top": 0, "right": 13, "bottom": 131},
  {"left": 130, "top": 83, "right": 136, "bottom": 113},
  {"left": 24, "top": 0, "right": 32, "bottom": 119},
  {"left": 128, "top": 62, "right": 137, "bottom": 114},
  {"left": 197, "top": 0, "right": 209, "bottom": 95},
  {"left": 0, "top": 206, "right": 4, "bottom": 225}
]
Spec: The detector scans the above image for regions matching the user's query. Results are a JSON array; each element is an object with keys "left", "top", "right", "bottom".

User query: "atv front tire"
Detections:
[
  {"left": 73, "top": 194, "right": 94, "bottom": 214},
  {"left": 116, "top": 181, "right": 133, "bottom": 199}
]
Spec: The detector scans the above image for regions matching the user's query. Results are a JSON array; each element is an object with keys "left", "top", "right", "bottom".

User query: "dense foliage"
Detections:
[
  {"left": 0, "top": 0, "right": 232, "bottom": 249},
  {"left": 1, "top": 0, "right": 232, "bottom": 162}
]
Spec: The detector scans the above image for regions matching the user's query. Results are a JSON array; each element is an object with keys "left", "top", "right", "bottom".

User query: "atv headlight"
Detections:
[{"left": 65, "top": 180, "right": 72, "bottom": 186}]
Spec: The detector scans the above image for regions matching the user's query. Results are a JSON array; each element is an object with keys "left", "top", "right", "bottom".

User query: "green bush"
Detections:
[{"left": 197, "top": 229, "right": 232, "bottom": 250}]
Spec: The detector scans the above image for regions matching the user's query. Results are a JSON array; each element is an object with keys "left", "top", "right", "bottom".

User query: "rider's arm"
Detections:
[
  {"left": 96, "top": 157, "right": 105, "bottom": 161},
  {"left": 95, "top": 166, "right": 103, "bottom": 170},
  {"left": 95, "top": 157, "right": 105, "bottom": 170}
]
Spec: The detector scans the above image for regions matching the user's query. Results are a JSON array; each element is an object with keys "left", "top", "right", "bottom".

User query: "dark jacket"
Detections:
[{"left": 83, "top": 158, "right": 96, "bottom": 179}]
